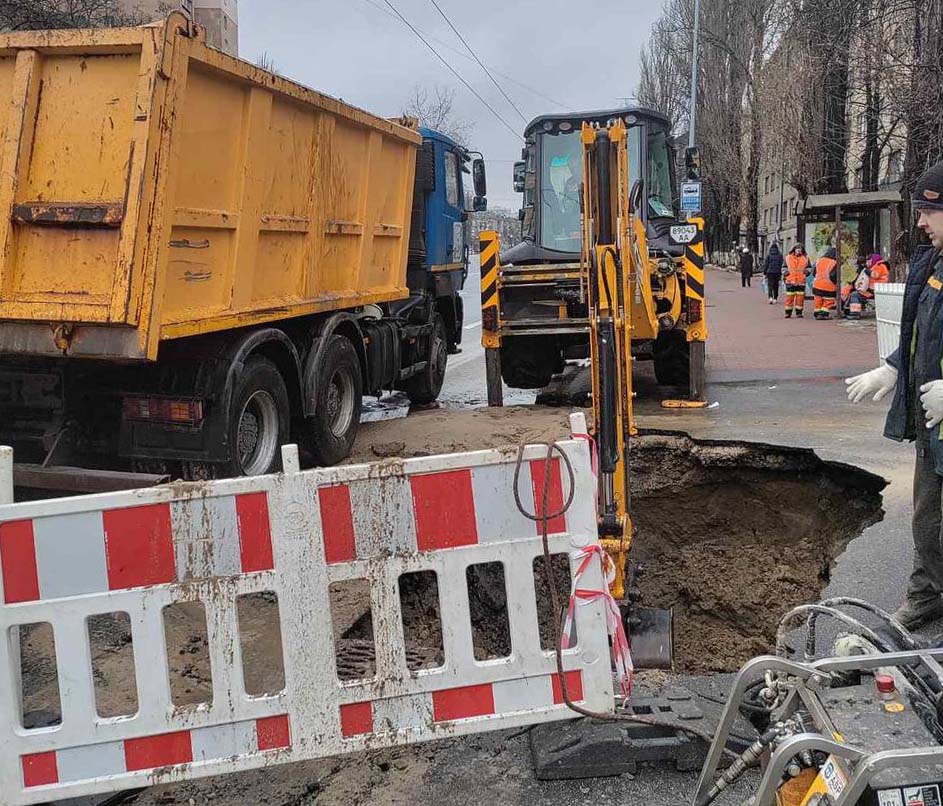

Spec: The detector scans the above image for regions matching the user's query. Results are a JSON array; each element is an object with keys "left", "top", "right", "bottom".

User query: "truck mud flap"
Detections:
[{"left": 0, "top": 437, "right": 613, "bottom": 804}]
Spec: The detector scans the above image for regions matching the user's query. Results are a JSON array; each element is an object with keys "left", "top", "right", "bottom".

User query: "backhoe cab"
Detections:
[{"left": 481, "top": 107, "right": 707, "bottom": 403}]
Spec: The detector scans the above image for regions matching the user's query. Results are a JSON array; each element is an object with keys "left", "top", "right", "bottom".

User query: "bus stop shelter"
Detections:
[{"left": 797, "top": 189, "right": 904, "bottom": 280}]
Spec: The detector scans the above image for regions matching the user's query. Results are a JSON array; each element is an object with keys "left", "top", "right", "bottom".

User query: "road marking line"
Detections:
[{"left": 464, "top": 322, "right": 481, "bottom": 330}]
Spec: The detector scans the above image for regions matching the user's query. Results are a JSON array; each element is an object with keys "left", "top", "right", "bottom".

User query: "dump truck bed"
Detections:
[{"left": 0, "top": 14, "right": 420, "bottom": 361}]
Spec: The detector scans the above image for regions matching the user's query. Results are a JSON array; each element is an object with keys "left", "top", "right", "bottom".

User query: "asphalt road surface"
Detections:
[{"left": 439, "top": 255, "right": 536, "bottom": 408}]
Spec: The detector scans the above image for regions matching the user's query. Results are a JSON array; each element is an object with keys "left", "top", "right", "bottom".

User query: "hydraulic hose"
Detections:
[
  {"left": 512, "top": 441, "right": 737, "bottom": 757},
  {"left": 695, "top": 725, "right": 781, "bottom": 806},
  {"left": 777, "top": 604, "right": 896, "bottom": 658},
  {"left": 804, "top": 597, "right": 918, "bottom": 660}
]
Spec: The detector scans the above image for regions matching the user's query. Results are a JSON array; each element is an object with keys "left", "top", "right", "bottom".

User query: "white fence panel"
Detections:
[
  {"left": 0, "top": 437, "right": 612, "bottom": 805},
  {"left": 874, "top": 282, "right": 905, "bottom": 363}
]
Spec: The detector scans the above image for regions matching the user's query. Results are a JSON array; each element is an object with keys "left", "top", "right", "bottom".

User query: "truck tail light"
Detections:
[
  {"left": 686, "top": 299, "right": 703, "bottom": 324},
  {"left": 482, "top": 306, "right": 499, "bottom": 332},
  {"left": 123, "top": 396, "right": 204, "bottom": 425}
]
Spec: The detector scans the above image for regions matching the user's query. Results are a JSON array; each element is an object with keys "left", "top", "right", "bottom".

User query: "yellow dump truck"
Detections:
[{"left": 0, "top": 14, "right": 487, "bottom": 489}]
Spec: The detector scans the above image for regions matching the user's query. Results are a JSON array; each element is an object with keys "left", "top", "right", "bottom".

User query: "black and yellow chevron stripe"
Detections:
[
  {"left": 480, "top": 233, "right": 500, "bottom": 311},
  {"left": 683, "top": 223, "right": 705, "bottom": 301}
]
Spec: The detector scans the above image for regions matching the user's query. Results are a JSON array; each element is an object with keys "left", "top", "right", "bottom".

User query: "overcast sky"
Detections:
[{"left": 239, "top": 0, "right": 663, "bottom": 209}]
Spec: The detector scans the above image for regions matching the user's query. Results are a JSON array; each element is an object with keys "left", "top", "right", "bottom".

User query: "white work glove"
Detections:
[
  {"left": 845, "top": 364, "right": 898, "bottom": 403},
  {"left": 921, "top": 381, "right": 943, "bottom": 429}
]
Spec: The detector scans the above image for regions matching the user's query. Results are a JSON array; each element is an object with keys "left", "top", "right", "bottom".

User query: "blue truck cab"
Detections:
[{"left": 405, "top": 128, "right": 487, "bottom": 353}]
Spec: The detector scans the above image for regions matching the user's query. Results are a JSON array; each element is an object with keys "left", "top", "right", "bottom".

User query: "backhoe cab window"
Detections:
[
  {"left": 647, "top": 129, "right": 675, "bottom": 219},
  {"left": 538, "top": 131, "right": 582, "bottom": 253},
  {"left": 627, "top": 126, "right": 676, "bottom": 219}
]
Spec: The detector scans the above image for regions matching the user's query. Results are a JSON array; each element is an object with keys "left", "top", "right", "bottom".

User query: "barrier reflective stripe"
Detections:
[
  {"left": 317, "top": 458, "right": 570, "bottom": 565},
  {"left": 0, "top": 428, "right": 612, "bottom": 805},
  {"left": 339, "top": 670, "right": 587, "bottom": 739},
  {"left": 21, "top": 716, "right": 292, "bottom": 788},
  {"left": 0, "top": 493, "right": 275, "bottom": 603}
]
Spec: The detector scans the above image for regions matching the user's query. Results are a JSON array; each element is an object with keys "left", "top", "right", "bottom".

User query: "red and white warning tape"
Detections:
[{"left": 562, "top": 544, "right": 634, "bottom": 697}]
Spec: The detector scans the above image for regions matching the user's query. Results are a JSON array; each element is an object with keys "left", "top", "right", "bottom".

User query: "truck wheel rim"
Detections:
[
  {"left": 432, "top": 331, "right": 447, "bottom": 383},
  {"left": 237, "top": 390, "right": 279, "bottom": 475},
  {"left": 327, "top": 369, "right": 355, "bottom": 438}
]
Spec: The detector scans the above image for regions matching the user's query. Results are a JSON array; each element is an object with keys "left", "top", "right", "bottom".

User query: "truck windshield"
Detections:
[{"left": 538, "top": 130, "right": 583, "bottom": 253}]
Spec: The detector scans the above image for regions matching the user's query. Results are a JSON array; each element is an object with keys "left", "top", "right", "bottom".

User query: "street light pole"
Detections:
[{"left": 688, "top": 0, "right": 701, "bottom": 150}]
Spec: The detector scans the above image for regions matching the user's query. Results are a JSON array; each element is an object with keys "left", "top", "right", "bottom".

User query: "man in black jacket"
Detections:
[{"left": 846, "top": 159, "right": 943, "bottom": 629}]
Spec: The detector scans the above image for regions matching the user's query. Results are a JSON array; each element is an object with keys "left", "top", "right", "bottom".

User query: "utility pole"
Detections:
[{"left": 688, "top": 0, "right": 701, "bottom": 149}]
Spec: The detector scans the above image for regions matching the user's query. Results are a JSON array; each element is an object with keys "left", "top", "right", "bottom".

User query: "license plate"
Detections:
[{"left": 670, "top": 225, "right": 698, "bottom": 244}]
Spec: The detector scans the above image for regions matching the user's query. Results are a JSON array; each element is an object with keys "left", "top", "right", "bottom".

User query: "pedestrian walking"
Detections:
[
  {"left": 764, "top": 243, "right": 784, "bottom": 304},
  {"left": 784, "top": 244, "right": 811, "bottom": 318},
  {"left": 846, "top": 158, "right": 943, "bottom": 628},
  {"left": 739, "top": 247, "right": 755, "bottom": 288},
  {"left": 845, "top": 253, "right": 891, "bottom": 319},
  {"left": 812, "top": 247, "right": 839, "bottom": 319}
]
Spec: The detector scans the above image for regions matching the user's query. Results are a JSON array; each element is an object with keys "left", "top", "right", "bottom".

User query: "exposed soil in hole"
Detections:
[
  {"left": 629, "top": 432, "right": 885, "bottom": 672},
  {"left": 343, "top": 555, "right": 573, "bottom": 662}
]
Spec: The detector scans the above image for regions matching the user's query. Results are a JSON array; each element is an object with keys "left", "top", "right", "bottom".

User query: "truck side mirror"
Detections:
[
  {"left": 472, "top": 196, "right": 487, "bottom": 212},
  {"left": 472, "top": 157, "right": 487, "bottom": 198},
  {"left": 513, "top": 161, "right": 526, "bottom": 194},
  {"left": 630, "top": 179, "right": 644, "bottom": 215},
  {"left": 685, "top": 146, "right": 701, "bottom": 181}
]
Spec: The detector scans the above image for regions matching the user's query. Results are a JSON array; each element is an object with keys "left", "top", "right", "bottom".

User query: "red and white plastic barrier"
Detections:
[{"left": 0, "top": 421, "right": 613, "bottom": 805}]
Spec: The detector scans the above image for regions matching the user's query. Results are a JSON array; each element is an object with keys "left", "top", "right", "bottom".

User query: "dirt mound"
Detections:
[{"left": 629, "top": 433, "right": 885, "bottom": 672}]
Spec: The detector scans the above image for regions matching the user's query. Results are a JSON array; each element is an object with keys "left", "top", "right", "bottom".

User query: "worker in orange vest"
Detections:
[
  {"left": 784, "top": 245, "right": 811, "bottom": 318},
  {"left": 846, "top": 253, "right": 891, "bottom": 319},
  {"left": 813, "top": 247, "right": 839, "bottom": 319}
]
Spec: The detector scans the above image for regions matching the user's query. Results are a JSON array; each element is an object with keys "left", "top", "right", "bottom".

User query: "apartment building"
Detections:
[{"left": 757, "top": 167, "right": 802, "bottom": 256}]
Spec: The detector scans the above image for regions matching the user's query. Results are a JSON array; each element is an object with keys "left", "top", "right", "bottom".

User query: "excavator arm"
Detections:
[
  {"left": 580, "top": 121, "right": 635, "bottom": 598},
  {"left": 581, "top": 120, "right": 673, "bottom": 666}
]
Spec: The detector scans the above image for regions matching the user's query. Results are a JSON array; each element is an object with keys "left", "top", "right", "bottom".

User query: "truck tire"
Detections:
[
  {"left": 308, "top": 335, "right": 363, "bottom": 466},
  {"left": 228, "top": 356, "right": 290, "bottom": 477},
  {"left": 404, "top": 316, "right": 448, "bottom": 405},
  {"left": 653, "top": 331, "right": 691, "bottom": 388},
  {"left": 500, "top": 337, "right": 561, "bottom": 389}
]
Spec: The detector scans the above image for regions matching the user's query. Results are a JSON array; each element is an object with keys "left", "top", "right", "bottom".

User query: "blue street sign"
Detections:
[{"left": 680, "top": 181, "right": 702, "bottom": 213}]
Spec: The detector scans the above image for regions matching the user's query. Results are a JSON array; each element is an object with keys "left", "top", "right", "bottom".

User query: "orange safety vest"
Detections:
[
  {"left": 785, "top": 254, "right": 810, "bottom": 285},
  {"left": 869, "top": 260, "right": 890, "bottom": 286},
  {"left": 813, "top": 258, "right": 838, "bottom": 293}
]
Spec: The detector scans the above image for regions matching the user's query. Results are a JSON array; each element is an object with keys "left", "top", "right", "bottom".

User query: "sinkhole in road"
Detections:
[
  {"left": 627, "top": 433, "right": 886, "bottom": 672},
  {"left": 344, "top": 433, "right": 886, "bottom": 675}
]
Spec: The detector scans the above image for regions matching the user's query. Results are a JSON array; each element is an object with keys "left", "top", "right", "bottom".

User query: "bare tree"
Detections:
[
  {"left": 900, "top": 0, "right": 943, "bottom": 254},
  {"left": 256, "top": 52, "right": 278, "bottom": 75},
  {"left": 637, "top": 10, "right": 690, "bottom": 131},
  {"left": 638, "top": 0, "right": 940, "bottom": 258},
  {"left": 402, "top": 85, "right": 474, "bottom": 148},
  {"left": 0, "top": 0, "right": 170, "bottom": 30}
]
